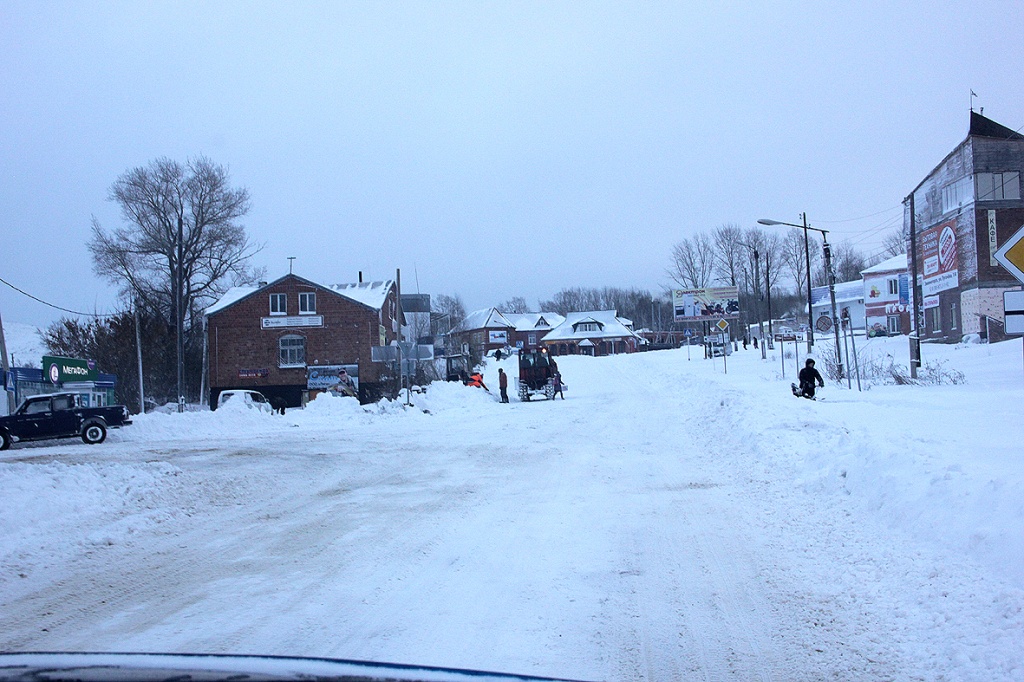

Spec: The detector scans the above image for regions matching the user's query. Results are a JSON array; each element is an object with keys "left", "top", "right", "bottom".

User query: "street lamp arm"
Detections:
[{"left": 758, "top": 217, "right": 829, "bottom": 237}]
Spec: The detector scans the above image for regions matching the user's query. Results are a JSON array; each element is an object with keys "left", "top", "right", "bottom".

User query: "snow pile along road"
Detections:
[{"left": 0, "top": 337, "right": 1022, "bottom": 680}]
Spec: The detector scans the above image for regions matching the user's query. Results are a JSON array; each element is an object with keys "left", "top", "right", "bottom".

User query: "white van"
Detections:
[{"left": 216, "top": 389, "right": 274, "bottom": 414}]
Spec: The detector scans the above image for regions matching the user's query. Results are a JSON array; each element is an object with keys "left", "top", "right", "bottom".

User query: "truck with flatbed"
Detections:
[{"left": 0, "top": 392, "right": 132, "bottom": 449}]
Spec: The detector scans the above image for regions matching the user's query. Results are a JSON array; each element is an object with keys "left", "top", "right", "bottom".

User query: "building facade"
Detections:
[
  {"left": 809, "top": 281, "right": 865, "bottom": 333},
  {"left": 508, "top": 313, "right": 566, "bottom": 351},
  {"left": 205, "top": 274, "right": 400, "bottom": 407},
  {"left": 905, "top": 112, "right": 1024, "bottom": 342},
  {"left": 862, "top": 254, "right": 911, "bottom": 337},
  {"left": 452, "top": 308, "right": 515, "bottom": 358},
  {"left": 541, "top": 311, "right": 645, "bottom": 356}
]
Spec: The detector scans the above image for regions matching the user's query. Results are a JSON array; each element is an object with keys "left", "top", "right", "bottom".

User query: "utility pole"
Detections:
[
  {"left": 802, "top": 212, "right": 814, "bottom": 353},
  {"left": 0, "top": 305, "right": 14, "bottom": 414},
  {"left": 822, "top": 236, "right": 844, "bottom": 380},
  {"left": 134, "top": 299, "right": 145, "bottom": 414},
  {"left": 765, "top": 253, "right": 773, "bottom": 346},
  {"left": 907, "top": 194, "right": 922, "bottom": 379},
  {"left": 176, "top": 214, "right": 185, "bottom": 413}
]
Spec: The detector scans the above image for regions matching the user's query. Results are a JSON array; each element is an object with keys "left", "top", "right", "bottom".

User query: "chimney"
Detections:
[{"left": 359, "top": 271, "right": 363, "bottom": 283}]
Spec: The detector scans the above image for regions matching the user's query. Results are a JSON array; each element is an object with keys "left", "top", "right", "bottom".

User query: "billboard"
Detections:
[
  {"left": 920, "top": 219, "right": 959, "bottom": 296},
  {"left": 488, "top": 330, "right": 508, "bottom": 344},
  {"left": 672, "top": 287, "right": 740, "bottom": 321}
]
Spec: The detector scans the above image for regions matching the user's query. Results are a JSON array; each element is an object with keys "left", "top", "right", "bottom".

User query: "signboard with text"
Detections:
[
  {"left": 261, "top": 316, "right": 324, "bottom": 329},
  {"left": 920, "top": 219, "right": 959, "bottom": 296},
  {"left": 672, "top": 287, "right": 740, "bottom": 321},
  {"left": 42, "top": 355, "right": 98, "bottom": 384}
]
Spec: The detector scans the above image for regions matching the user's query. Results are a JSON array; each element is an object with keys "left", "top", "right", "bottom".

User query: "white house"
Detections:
[{"left": 541, "top": 311, "right": 646, "bottom": 356}]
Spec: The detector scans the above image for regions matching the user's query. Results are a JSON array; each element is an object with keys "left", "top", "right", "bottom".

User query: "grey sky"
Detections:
[{"left": 2, "top": 1, "right": 1022, "bottom": 329}]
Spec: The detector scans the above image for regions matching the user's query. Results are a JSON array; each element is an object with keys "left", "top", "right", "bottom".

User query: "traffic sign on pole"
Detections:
[{"left": 994, "top": 224, "right": 1024, "bottom": 285}]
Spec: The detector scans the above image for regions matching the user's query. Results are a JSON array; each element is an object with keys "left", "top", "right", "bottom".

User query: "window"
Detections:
[
  {"left": 927, "top": 307, "right": 941, "bottom": 332},
  {"left": 299, "top": 292, "right": 316, "bottom": 314},
  {"left": 887, "top": 316, "right": 900, "bottom": 334},
  {"left": 950, "top": 301, "right": 958, "bottom": 330},
  {"left": 976, "top": 172, "right": 1021, "bottom": 201},
  {"left": 279, "top": 335, "right": 306, "bottom": 367},
  {"left": 25, "top": 400, "right": 51, "bottom": 415},
  {"left": 576, "top": 322, "right": 600, "bottom": 332},
  {"left": 887, "top": 278, "right": 899, "bottom": 296},
  {"left": 528, "top": 334, "right": 537, "bottom": 346},
  {"left": 269, "top": 293, "right": 286, "bottom": 315},
  {"left": 941, "top": 176, "right": 973, "bottom": 214}
]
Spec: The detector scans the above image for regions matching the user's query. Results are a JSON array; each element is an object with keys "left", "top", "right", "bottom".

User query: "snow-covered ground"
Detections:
[{"left": 1, "top": 336, "right": 1022, "bottom": 680}]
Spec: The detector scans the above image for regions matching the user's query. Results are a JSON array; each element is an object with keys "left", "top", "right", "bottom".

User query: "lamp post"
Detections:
[
  {"left": 759, "top": 217, "right": 843, "bottom": 379},
  {"left": 737, "top": 240, "right": 767, "bottom": 360},
  {"left": 759, "top": 215, "right": 815, "bottom": 353}
]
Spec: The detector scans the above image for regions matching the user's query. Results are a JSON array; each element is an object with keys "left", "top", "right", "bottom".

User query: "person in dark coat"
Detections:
[
  {"left": 793, "top": 359, "right": 825, "bottom": 399},
  {"left": 552, "top": 371, "right": 564, "bottom": 400},
  {"left": 498, "top": 368, "right": 509, "bottom": 403}
]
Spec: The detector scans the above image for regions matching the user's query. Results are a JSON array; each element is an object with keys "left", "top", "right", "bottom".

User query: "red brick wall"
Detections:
[{"left": 207, "top": 276, "right": 398, "bottom": 394}]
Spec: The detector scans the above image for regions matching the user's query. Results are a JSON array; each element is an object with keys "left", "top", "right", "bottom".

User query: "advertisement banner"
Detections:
[
  {"left": 307, "top": 365, "right": 359, "bottom": 391},
  {"left": 488, "top": 330, "right": 508, "bottom": 344},
  {"left": 42, "top": 356, "right": 98, "bottom": 384},
  {"left": 672, "top": 287, "right": 740, "bottom": 321},
  {"left": 920, "top": 220, "right": 959, "bottom": 296}
]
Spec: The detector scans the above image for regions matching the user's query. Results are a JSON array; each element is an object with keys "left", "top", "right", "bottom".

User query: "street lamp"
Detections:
[
  {"left": 758, "top": 215, "right": 815, "bottom": 353},
  {"left": 736, "top": 240, "right": 767, "bottom": 360},
  {"left": 758, "top": 216, "right": 844, "bottom": 380}
]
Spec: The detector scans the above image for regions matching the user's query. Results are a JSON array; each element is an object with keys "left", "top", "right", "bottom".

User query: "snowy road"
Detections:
[{"left": 2, "top": 344, "right": 1022, "bottom": 680}]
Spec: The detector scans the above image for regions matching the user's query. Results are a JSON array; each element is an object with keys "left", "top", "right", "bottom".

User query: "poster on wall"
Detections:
[
  {"left": 672, "top": 287, "right": 740, "bottom": 321},
  {"left": 920, "top": 219, "right": 959, "bottom": 296},
  {"left": 488, "top": 330, "right": 508, "bottom": 344}
]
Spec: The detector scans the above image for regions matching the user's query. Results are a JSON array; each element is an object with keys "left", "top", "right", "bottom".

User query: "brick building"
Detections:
[
  {"left": 905, "top": 111, "right": 1024, "bottom": 342},
  {"left": 205, "top": 274, "right": 401, "bottom": 408}
]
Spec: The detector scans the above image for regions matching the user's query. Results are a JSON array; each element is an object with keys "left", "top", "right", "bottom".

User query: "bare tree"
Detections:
[
  {"left": 498, "top": 296, "right": 530, "bottom": 314},
  {"left": 712, "top": 224, "right": 745, "bottom": 286},
  {"left": 89, "top": 157, "right": 264, "bottom": 327},
  {"left": 667, "top": 233, "right": 715, "bottom": 288},
  {"left": 432, "top": 293, "right": 467, "bottom": 333},
  {"left": 780, "top": 229, "right": 820, "bottom": 297},
  {"left": 880, "top": 228, "right": 907, "bottom": 258},
  {"left": 830, "top": 240, "right": 868, "bottom": 283}
]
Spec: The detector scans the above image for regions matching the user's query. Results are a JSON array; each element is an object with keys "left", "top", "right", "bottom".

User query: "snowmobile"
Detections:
[{"left": 516, "top": 348, "right": 558, "bottom": 401}]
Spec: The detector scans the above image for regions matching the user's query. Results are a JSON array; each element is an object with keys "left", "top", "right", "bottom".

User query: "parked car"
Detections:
[
  {"left": 709, "top": 339, "right": 733, "bottom": 356},
  {"left": 216, "top": 389, "right": 274, "bottom": 414},
  {"left": 0, "top": 392, "right": 132, "bottom": 449}
]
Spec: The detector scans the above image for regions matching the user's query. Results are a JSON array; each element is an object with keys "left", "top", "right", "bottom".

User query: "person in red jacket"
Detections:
[{"left": 498, "top": 368, "right": 509, "bottom": 403}]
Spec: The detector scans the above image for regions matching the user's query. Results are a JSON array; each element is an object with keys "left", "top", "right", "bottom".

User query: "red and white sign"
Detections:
[{"left": 920, "top": 220, "right": 959, "bottom": 296}]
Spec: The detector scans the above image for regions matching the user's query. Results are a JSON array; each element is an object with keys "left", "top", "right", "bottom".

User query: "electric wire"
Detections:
[{"left": 0, "top": 275, "right": 111, "bottom": 318}]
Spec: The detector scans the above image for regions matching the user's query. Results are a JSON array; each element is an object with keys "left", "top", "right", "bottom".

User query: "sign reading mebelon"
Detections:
[{"left": 672, "top": 287, "right": 740, "bottom": 321}]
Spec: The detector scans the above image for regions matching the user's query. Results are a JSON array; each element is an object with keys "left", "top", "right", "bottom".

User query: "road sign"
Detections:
[
  {"left": 716, "top": 319, "right": 729, "bottom": 331},
  {"left": 683, "top": 328, "right": 693, "bottom": 337},
  {"left": 774, "top": 333, "right": 798, "bottom": 342},
  {"left": 1005, "top": 291, "right": 1024, "bottom": 335},
  {"left": 994, "top": 224, "right": 1024, "bottom": 285},
  {"left": 815, "top": 316, "right": 833, "bottom": 333}
]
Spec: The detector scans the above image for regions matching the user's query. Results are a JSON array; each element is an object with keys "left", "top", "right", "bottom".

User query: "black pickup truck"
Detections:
[{"left": 0, "top": 392, "right": 132, "bottom": 450}]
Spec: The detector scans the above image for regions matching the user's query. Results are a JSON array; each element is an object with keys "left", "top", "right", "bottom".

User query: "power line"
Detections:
[{"left": 0, "top": 275, "right": 111, "bottom": 318}]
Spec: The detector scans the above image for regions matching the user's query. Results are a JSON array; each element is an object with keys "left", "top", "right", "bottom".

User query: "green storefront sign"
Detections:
[{"left": 42, "top": 356, "right": 98, "bottom": 384}]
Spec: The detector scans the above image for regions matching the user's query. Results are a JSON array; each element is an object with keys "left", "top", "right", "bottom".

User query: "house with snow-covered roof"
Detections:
[
  {"left": 507, "top": 313, "right": 566, "bottom": 351},
  {"left": 204, "top": 273, "right": 401, "bottom": 408},
  {"left": 809, "top": 280, "right": 865, "bottom": 332},
  {"left": 862, "top": 254, "right": 910, "bottom": 337},
  {"left": 541, "top": 311, "right": 646, "bottom": 356},
  {"left": 452, "top": 308, "right": 515, "bottom": 358}
]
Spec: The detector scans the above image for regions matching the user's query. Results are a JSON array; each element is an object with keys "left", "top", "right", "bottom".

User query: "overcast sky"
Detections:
[{"left": 2, "top": 1, "right": 1023, "bottom": 329}]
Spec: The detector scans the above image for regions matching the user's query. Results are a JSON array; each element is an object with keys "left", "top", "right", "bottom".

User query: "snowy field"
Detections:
[{"left": 1, "top": 335, "right": 1022, "bottom": 680}]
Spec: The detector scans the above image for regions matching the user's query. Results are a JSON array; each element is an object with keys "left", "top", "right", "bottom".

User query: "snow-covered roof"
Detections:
[
  {"left": 542, "top": 310, "right": 642, "bottom": 342},
  {"left": 454, "top": 308, "right": 515, "bottom": 332},
  {"left": 205, "top": 276, "right": 395, "bottom": 316},
  {"left": 810, "top": 280, "right": 864, "bottom": 308},
  {"left": 328, "top": 281, "right": 395, "bottom": 311},
  {"left": 508, "top": 313, "right": 566, "bottom": 332},
  {"left": 206, "top": 286, "right": 256, "bottom": 315},
  {"left": 861, "top": 254, "right": 908, "bottom": 275}
]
